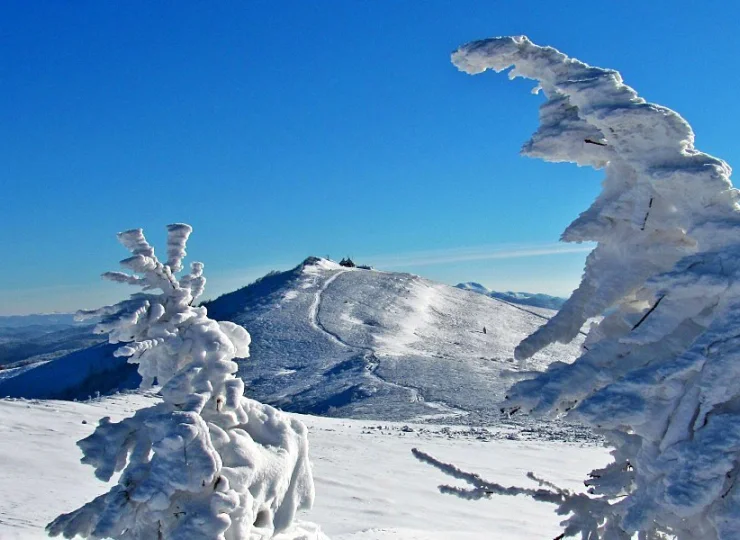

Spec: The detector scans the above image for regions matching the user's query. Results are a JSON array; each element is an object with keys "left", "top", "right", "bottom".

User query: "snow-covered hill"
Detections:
[
  {"left": 0, "top": 258, "right": 585, "bottom": 423},
  {"left": 203, "top": 258, "right": 583, "bottom": 423},
  {"left": 0, "top": 393, "right": 609, "bottom": 540}
]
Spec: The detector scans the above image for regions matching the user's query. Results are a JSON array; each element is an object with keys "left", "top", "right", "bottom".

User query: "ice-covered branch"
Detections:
[
  {"left": 452, "top": 36, "right": 737, "bottom": 360},
  {"left": 412, "top": 448, "right": 618, "bottom": 539},
  {"left": 412, "top": 448, "right": 566, "bottom": 503},
  {"left": 451, "top": 36, "right": 740, "bottom": 539},
  {"left": 48, "top": 225, "right": 320, "bottom": 540},
  {"left": 166, "top": 223, "right": 192, "bottom": 273}
]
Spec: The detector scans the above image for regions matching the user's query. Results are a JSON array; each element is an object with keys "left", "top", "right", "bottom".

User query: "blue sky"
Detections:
[{"left": 2, "top": 1, "right": 739, "bottom": 315}]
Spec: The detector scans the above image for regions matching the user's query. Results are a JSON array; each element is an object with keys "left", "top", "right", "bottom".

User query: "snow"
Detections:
[
  {"left": 451, "top": 35, "right": 740, "bottom": 538},
  {"left": 0, "top": 343, "right": 140, "bottom": 399},
  {"left": 203, "top": 258, "right": 585, "bottom": 424},
  {"left": 370, "top": 277, "right": 436, "bottom": 357},
  {"left": 0, "top": 316, "right": 102, "bottom": 368},
  {"left": 0, "top": 393, "right": 609, "bottom": 540}
]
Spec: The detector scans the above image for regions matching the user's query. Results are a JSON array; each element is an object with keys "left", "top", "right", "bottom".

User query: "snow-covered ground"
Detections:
[{"left": 0, "top": 392, "right": 609, "bottom": 539}]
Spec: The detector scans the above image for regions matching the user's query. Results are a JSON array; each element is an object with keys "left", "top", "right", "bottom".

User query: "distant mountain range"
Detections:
[
  {"left": 455, "top": 282, "right": 567, "bottom": 311},
  {"left": 0, "top": 259, "right": 582, "bottom": 422},
  {"left": 0, "top": 313, "right": 91, "bottom": 328},
  {"left": 0, "top": 314, "right": 104, "bottom": 368}
]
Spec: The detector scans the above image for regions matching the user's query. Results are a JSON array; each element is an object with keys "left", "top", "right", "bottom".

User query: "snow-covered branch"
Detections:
[
  {"left": 412, "top": 448, "right": 619, "bottom": 539},
  {"left": 416, "top": 36, "right": 740, "bottom": 539},
  {"left": 412, "top": 448, "right": 566, "bottom": 503},
  {"left": 453, "top": 36, "right": 737, "bottom": 362}
]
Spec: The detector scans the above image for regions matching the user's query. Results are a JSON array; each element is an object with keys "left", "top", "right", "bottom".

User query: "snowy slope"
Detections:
[
  {"left": 0, "top": 343, "right": 141, "bottom": 399},
  {"left": 0, "top": 393, "right": 609, "bottom": 540},
  {"left": 203, "top": 258, "right": 585, "bottom": 423},
  {"left": 0, "top": 258, "right": 585, "bottom": 423}
]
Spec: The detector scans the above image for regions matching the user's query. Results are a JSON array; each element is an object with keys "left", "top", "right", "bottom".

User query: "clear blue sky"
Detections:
[{"left": 2, "top": 1, "right": 739, "bottom": 315}]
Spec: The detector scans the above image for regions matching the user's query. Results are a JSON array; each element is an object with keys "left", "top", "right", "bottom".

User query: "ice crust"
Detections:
[{"left": 453, "top": 36, "right": 740, "bottom": 538}]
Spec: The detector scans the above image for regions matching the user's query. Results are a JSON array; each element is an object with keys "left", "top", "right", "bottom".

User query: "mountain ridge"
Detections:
[{"left": 456, "top": 282, "right": 567, "bottom": 311}]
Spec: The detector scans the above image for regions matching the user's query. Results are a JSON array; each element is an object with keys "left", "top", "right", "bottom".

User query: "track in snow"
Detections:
[
  {"left": 307, "top": 270, "right": 350, "bottom": 348},
  {"left": 309, "top": 270, "right": 466, "bottom": 420}
]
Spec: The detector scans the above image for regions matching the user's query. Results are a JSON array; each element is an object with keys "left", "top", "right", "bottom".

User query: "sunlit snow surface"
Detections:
[
  {"left": 0, "top": 393, "right": 608, "bottom": 539},
  {"left": 204, "top": 258, "right": 585, "bottom": 424}
]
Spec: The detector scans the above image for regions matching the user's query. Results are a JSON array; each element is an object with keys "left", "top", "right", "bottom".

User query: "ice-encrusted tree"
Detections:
[
  {"left": 47, "top": 224, "right": 320, "bottom": 540},
  {"left": 416, "top": 37, "right": 740, "bottom": 539}
]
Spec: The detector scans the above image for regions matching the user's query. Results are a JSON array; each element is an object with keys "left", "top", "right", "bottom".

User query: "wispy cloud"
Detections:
[
  {"left": 0, "top": 243, "right": 594, "bottom": 315},
  {"left": 361, "top": 242, "right": 594, "bottom": 269}
]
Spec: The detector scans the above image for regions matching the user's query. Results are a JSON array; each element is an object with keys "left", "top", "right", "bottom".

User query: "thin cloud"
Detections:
[
  {"left": 1, "top": 244, "right": 593, "bottom": 315},
  {"left": 363, "top": 243, "right": 594, "bottom": 269}
]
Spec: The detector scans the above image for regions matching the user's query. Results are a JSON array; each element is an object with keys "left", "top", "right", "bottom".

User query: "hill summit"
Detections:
[{"left": 0, "top": 258, "right": 584, "bottom": 423}]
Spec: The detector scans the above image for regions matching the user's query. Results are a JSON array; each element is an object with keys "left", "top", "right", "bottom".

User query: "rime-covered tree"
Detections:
[
  {"left": 47, "top": 224, "right": 320, "bottom": 540},
  {"left": 416, "top": 37, "right": 740, "bottom": 539}
]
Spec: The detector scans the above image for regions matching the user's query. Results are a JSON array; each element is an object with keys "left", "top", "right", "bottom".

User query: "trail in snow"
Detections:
[
  {"left": 309, "top": 271, "right": 466, "bottom": 420},
  {"left": 308, "top": 269, "right": 350, "bottom": 348},
  {"left": 308, "top": 270, "right": 423, "bottom": 402},
  {"left": 365, "top": 351, "right": 423, "bottom": 403}
]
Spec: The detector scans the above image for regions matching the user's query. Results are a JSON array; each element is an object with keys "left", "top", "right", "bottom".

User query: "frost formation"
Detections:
[
  {"left": 47, "top": 224, "right": 318, "bottom": 540},
  {"left": 447, "top": 36, "right": 740, "bottom": 539}
]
